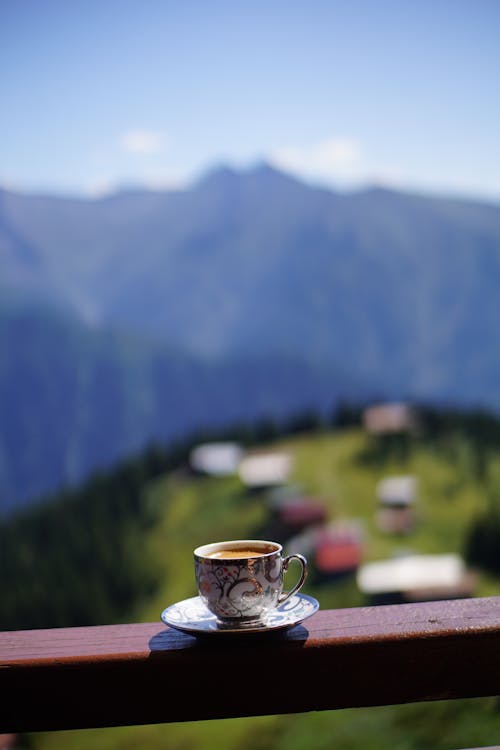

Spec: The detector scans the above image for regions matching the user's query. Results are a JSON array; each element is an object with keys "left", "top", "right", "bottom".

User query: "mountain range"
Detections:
[{"left": 1, "top": 162, "right": 500, "bottom": 510}]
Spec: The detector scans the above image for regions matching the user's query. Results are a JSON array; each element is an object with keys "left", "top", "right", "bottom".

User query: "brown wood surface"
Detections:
[{"left": 1, "top": 596, "right": 500, "bottom": 733}]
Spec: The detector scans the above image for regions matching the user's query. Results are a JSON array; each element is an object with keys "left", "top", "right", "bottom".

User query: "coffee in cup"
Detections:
[{"left": 194, "top": 539, "right": 307, "bottom": 624}]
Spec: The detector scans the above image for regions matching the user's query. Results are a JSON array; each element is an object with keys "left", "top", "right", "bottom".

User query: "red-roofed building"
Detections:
[
  {"left": 315, "top": 537, "right": 363, "bottom": 574},
  {"left": 312, "top": 521, "right": 365, "bottom": 579},
  {"left": 277, "top": 498, "right": 329, "bottom": 531},
  {"left": 0, "top": 736, "right": 17, "bottom": 750}
]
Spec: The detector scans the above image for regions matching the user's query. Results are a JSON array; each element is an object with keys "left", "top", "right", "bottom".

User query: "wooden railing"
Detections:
[{"left": 1, "top": 596, "right": 500, "bottom": 734}]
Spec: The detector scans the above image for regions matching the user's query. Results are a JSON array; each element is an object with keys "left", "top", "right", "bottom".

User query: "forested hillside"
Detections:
[
  {"left": 0, "top": 303, "right": 363, "bottom": 511},
  {"left": 2, "top": 405, "right": 500, "bottom": 749}
]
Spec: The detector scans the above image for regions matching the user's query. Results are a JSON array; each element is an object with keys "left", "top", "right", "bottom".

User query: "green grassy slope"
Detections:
[{"left": 28, "top": 427, "right": 500, "bottom": 750}]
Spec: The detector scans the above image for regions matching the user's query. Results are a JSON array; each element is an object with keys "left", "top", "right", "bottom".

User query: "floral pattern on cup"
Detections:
[{"left": 194, "top": 540, "right": 307, "bottom": 623}]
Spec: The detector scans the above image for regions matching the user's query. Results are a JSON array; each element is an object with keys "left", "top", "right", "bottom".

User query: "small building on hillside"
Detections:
[
  {"left": 376, "top": 475, "right": 417, "bottom": 506},
  {"left": 238, "top": 451, "right": 293, "bottom": 490},
  {"left": 266, "top": 483, "right": 306, "bottom": 511},
  {"left": 313, "top": 521, "right": 365, "bottom": 580},
  {"left": 287, "top": 520, "right": 365, "bottom": 581},
  {"left": 363, "top": 402, "right": 416, "bottom": 435},
  {"left": 189, "top": 442, "right": 243, "bottom": 477},
  {"left": 357, "top": 553, "right": 477, "bottom": 605},
  {"left": 375, "top": 474, "right": 418, "bottom": 534},
  {"left": 274, "top": 497, "right": 329, "bottom": 534}
]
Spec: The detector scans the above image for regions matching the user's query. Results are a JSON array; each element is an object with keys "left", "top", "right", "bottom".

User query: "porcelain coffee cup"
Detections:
[{"left": 194, "top": 539, "right": 308, "bottom": 624}]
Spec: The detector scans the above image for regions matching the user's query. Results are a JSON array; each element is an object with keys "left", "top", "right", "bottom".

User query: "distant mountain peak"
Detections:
[
  {"left": 195, "top": 160, "right": 306, "bottom": 193},
  {"left": 196, "top": 164, "right": 241, "bottom": 190},
  {"left": 247, "top": 160, "right": 307, "bottom": 187},
  {"left": 249, "top": 160, "right": 290, "bottom": 179}
]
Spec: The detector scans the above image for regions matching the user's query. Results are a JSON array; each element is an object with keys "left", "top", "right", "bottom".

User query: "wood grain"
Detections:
[{"left": 1, "top": 597, "right": 500, "bottom": 733}]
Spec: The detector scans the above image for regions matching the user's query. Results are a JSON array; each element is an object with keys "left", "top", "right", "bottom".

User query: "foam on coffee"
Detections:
[{"left": 206, "top": 545, "right": 276, "bottom": 559}]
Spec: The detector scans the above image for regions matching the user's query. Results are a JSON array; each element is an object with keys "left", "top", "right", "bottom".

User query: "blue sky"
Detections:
[{"left": 1, "top": 0, "right": 499, "bottom": 200}]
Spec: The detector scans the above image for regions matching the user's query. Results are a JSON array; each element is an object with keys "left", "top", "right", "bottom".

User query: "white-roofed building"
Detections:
[
  {"left": 375, "top": 475, "right": 418, "bottom": 534},
  {"left": 376, "top": 475, "right": 418, "bottom": 507},
  {"left": 189, "top": 442, "right": 243, "bottom": 477},
  {"left": 357, "top": 553, "right": 476, "bottom": 603},
  {"left": 238, "top": 451, "right": 293, "bottom": 489}
]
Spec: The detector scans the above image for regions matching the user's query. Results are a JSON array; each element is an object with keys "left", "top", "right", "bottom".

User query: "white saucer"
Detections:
[{"left": 161, "top": 593, "right": 319, "bottom": 636}]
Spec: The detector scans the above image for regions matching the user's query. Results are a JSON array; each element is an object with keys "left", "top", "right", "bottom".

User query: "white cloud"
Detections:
[
  {"left": 85, "top": 176, "right": 118, "bottom": 197},
  {"left": 269, "top": 136, "right": 364, "bottom": 185},
  {"left": 119, "top": 129, "right": 166, "bottom": 155},
  {"left": 84, "top": 167, "right": 188, "bottom": 197},
  {"left": 267, "top": 136, "right": 500, "bottom": 201},
  {"left": 139, "top": 168, "right": 188, "bottom": 190}
]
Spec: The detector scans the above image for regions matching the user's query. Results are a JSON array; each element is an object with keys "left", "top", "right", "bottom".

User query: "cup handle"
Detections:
[{"left": 278, "top": 554, "right": 308, "bottom": 605}]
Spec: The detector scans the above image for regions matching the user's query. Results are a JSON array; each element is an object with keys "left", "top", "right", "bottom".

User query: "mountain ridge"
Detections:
[
  {"left": 2, "top": 162, "right": 500, "bottom": 509},
  {"left": 0, "top": 300, "right": 369, "bottom": 512}
]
